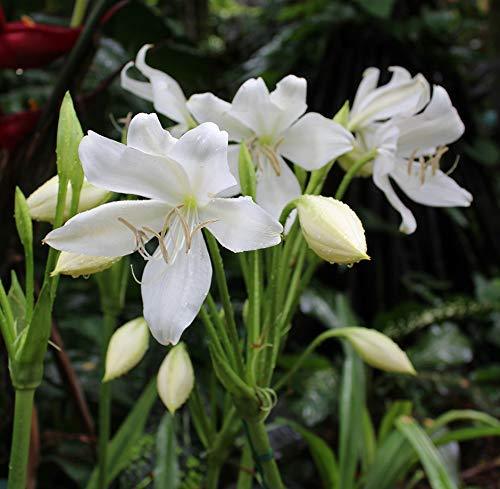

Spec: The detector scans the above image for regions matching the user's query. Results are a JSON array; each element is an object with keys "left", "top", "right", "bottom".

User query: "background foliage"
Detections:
[{"left": 0, "top": 0, "right": 499, "bottom": 487}]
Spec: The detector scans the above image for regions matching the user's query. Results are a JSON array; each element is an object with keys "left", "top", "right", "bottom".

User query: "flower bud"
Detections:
[
  {"left": 157, "top": 343, "right": 194, "bottom": 414},
  {"left": 338, "top": 327, "right": 416, "bottom": 375},
  {"left": 51, "top": 251, "right": 119, "bottom": 278},
  {"left": 103, "top": 317, "right": 149, "bottom": 382},
  {"left": 295, "top": 195, "right": 369, "bottom": 265},
  {"left": 27, "top": 175, "right": 111, "bottom": 223}
]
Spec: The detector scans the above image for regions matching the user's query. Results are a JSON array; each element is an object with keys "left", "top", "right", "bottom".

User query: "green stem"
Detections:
[
  {"left": 236, "top": 440, "right": 255, "bottom": 489},
  {"left": 206, "top": 464, "right": 221, "bottom": 489},
  {"left": 97, "top": 311, "right": 117, "bottom": 489},
  {"left": 245, "top": 419, "right": 284, "bottom": 489},
  {"left": 8, "top": 389, "right": 35, "bottom": 489},
  {"left": 70, "top": 0, "right": 89, "bottom": 26},
  {"left": 24, "top": 245, "right": 35, "bottom": 325},
  {"left": 246, "top": 251, "right": 261, "bottom": 385},
  {"left": 204, "top": 231, "right": 244, "bottom": 375},
  {"left": 335, "top": 149, "right": 377, "bottom": 201}
]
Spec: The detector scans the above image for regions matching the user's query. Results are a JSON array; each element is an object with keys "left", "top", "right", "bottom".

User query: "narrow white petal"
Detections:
[
  {"left": 280, "top": 113, "right": 354, "bottom": 170},
  {"left": 79, "top": 131, "right": 189, "bottom": 204},
  {"left": 168, "top": 122, "right": 236, "bottom": 202},
  {"left": 351, "top": 67, "right": 380, "bottom": 115},
  {"left": 269, "top": 75, "right": 308, "bottom": 133},
  {"left": 121, "top": 61, "right": 154, "bottom": 102},
  {"left": 349, "top": 73, "right": 429, "bottom": 130},
  {"left": 187, "top": 92, "right": 251, "bottom": 141},
  {"left": 229, "top": 78, "right": 283, "bottom": 137},
  {"left": 215, "top": 144, "right": 241, "bottom": 197},
  {"left": 396, "top": 86, "right": 464, "bottom": 157},
  {"left": 141, "top": 232, "right": 212, "bottom": 345},
  {"left": 169, "top": 123, "right": 189, "bottom": 138},
  {"left": 200, "top": 196, "right": 283, "bottom": 252},
  {"left": 391, "top": 161, "right": 472, "bottom": 207},
  {"left": 127, "top": 113, "right": 177, "bottom": 156},
  {"left": 134, "top": 45, "right": 191, "bottom": 125},
  {"left": 255, "top": 156, "right": 301, "bottom": 220},
  {"left": 44, "top": 200, "right": 170, "bottom": 256},
  {"left": 373, "top": 169, "right": 417, "bottom": 234}
]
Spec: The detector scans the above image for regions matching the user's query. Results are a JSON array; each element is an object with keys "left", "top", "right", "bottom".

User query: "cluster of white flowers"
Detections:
[{"left": 42, "top": 44, "right": 471, "bottom": 346}]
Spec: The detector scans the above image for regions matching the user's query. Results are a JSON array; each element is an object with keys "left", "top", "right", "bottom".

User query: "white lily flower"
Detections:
[
  {"left": 189, "top": 76, "right": 354, "bottom": 219},
  {"left": 368, "top": 86, "right": 471, "bottom": 234},
  {"left": 44, "top": 114, "right": 283, "bottom": 344}
]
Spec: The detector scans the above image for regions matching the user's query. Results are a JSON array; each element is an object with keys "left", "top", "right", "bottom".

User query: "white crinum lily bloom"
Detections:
[
  {"left": 344, "top": 67, "right": 471, "bottom": 234},
  {"left": 121, "top": 48, "right": 354, "bottom": 219},
  {"left": 188, "top": 76, "right": 354, "bottom": 219},
  {"left": 44, "top": 115, "right": 283, "bottom": 345}
]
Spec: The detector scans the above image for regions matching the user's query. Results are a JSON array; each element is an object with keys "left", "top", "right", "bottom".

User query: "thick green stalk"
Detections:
[
  {"left": 335, "top": 149, "right": 377, "bottom": 200},
  {"left": 204, "top": 231, "right": 245, "bottom": 375},
  {"left": 246, "top": 251, "right": 261, "bottom": 385},
  {"left": 245, "top": 419, "right": 284, "bottom": 489},
  {"left": 97, "top": 310, "right": 117, "bottom": 489},
  {"left": 8, "top": 389, "right": 35, "bottom": 489},
  {"left": 236, "top": 441, "right": 255, "bottom": 489}
]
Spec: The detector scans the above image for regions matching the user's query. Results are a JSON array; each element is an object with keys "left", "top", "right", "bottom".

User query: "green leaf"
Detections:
[
  {"left": 353, "top": 0, "right": 395, "bottom": 18},
  {"left": 338, "top": 347, "right": 365, "bottom": 489},
  {"left": 238, "top": 143, "right": 256, "bottom": 199},
  {"left": 277, "top": 418, "right": 338, "bottom": 489},
  {"left": 396, "top": 417, "right": 457, "bottom": 489},
  {"left": 8, "top": 271, "right": 27, "bottom": 336},
  {"left": 361, "top": 408, "right": 376, "bottom": 472},
  {"left": 430, "top": 410, "right": 500, "bottom": 434},
  {"left": 155, "top": 413, "right": 179, "bottom": 489},
  {"left": 378, "top": 400, "right": 413, "bottom": 444},
  {"left": 14, "top": 187, "right": 33, "bottom": 254},
  {"left": 86, "top": 379, "right": 158, "bottom": 489}
]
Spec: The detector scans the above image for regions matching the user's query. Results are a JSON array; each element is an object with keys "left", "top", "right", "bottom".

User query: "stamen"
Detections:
[
  {"left": 189, "top": 219, "right": 219, "bottom": 241},
  {"left": 174, "top": 207, "right": 192, "bottom": 252},
  {"left": 407, "top": 149, "right": 418, "bottom": 175},
  {"left": 261, "top": 145, "right": 281, "bottom": 176},
  {"left": 130, "top": 264, "right": 143, "bottom": 285},
  {"left": 143, "top": 226, "right": 170, "bottom": 263},
  {"left": 446, "top": 155, "right": 460, "bottom": 176}
]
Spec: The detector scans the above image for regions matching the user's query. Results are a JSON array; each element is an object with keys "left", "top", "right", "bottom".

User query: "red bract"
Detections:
[
  {"left": 0, "top": 8, "right": 81, "bottom": 69},
  {"left": 0, "top": 109, "right": 40, "bottom": 151}
]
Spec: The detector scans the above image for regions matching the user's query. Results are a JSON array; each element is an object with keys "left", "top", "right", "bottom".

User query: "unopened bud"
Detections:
[
  {"left": 27, "top": 175, "right": 111, "bottom": 223},
  {"left": 157, "top": 343, "right": 194, "bottom": 414},
  {"left": 51, "top": 251, "right": 119, "bottom": 278},
  {"left": 338, "top": 327, "right": 416, "bottom": 375},
  {"left": 296, "top": 195, "right": 369, "bottom": 265},
  {"left": 103, "top": 317, "right": 149, "bottom": 382}
]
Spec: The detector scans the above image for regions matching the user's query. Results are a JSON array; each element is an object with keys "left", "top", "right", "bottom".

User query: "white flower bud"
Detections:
[
  {"left": 339, "top": 327, "right": 416, "bottom": 375},
  {"left": 27, "top": 175, "right": 111, "bottom": 223},
  {"left": 51, "top": 251, "right": 120, "bottom": 278},
  {"left": 157, "top": 343, "right": 194, "bottom": 414},
  {"left": 296, "top": 195, "right": 369, "bottom": 265},
  {"left": 103, "top": 318, "right": 149, "bottom": 382}
]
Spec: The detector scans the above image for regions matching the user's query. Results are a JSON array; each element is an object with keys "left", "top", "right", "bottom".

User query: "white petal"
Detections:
[
  {"left": 229, "top": 78, "right": 283, "bottom": 137},
  {"left": 187, "top": 92, "right": 251, "bottom": 141},
  {"left": 141, "top": 232, "right": 212, "bottom": 345},
  {"left": 121, "top": 61, "right": 154, "bottom": 102},
  {"left": 255, "top": 156, "right": 301, "bottom": 220},
  {"left": 269, "top": 75, "right": 308, "bottom": 133},
  {"left": 349, "top": 72, "right": 429, "bottom": 130},
  {"left": 168, "top": 122, "right": 235, "bottom": 202},
  {"left": 200, "top": 196, "right": 283, "bottom": 252},
  {"left": 44, "top": 200, "right": 170, "bottom": 256},
  {"left": 79, "top": 131, "right": 189, "bottom": 204},
  {"left": 391, "top": 160, "right": 472, "bottom": 207},
  {"left": 169, "top": 123, "right": 189, "bottom": 138},
  {"left": 396, "top": 86, "right": 464, "bottom": 157},
  {"left": 134, "top": 45, "right": 191, "bottom": 125},
  {"left": 373, "top": 169, "right": 417, "bottom": 234},
  {"left": 280, "top": 113, "right": 354, "bottom": 170},
  {"left": 351, "top": 67, "right": 380, "bottom": 116},
  {"left": 127, "top": 113, "right": 177, "bottom": 156},
  {"left": 215, "top": 144, "right": 241, "bottom": 197}
]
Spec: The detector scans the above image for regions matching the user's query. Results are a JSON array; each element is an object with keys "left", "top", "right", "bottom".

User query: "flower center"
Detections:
[
  {"left": 406, "top": 145, "right": 450, "bottom": 184},
  {"left": 247, "top": 136, "right": 284, "bottom": 176}
]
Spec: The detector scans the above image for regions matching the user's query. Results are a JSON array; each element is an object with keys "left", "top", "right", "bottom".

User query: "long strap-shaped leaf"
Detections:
[{"left": 395, "top": 417, "right": 457, "bottom": 489}]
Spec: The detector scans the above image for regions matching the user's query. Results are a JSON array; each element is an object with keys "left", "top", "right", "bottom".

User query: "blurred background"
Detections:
[{"left": 1, "top": 0, "right": 499, "bottom": 487}]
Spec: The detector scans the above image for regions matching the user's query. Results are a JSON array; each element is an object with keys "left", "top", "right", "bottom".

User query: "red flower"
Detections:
[
  {"left": 0, "top": 108, "right": 40, "bottom": 151},
  {"left": 0, "top": 8, "right": 81, "bottom": 69}
]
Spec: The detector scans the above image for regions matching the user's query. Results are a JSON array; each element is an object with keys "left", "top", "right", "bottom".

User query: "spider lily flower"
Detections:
[
  {"left": 157, "top": 343, "right": 194, "bottom": 414},
  {"left": 189, "top": 76, "right": 354, "bottom": 219},
  {"left": 0, "top": 9, "right": 81, "bottom": 69},
  {"left": 103, "top": 317, "right": 150, "bottom": 382},
  {"left": 121, "top": 46, "right": 354, "bottom": 218},
  {"left": 27, "top": 175, "right": 111, "bottom": 223},
  {"left": 295, "top": 195, "right": 369, "bottom": 265},
  {"left": 367, "top": 87, "right": 471, "bottom": 234},
  {"left": 44, "top": 114, "right": 283, "bottom": 344}
]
